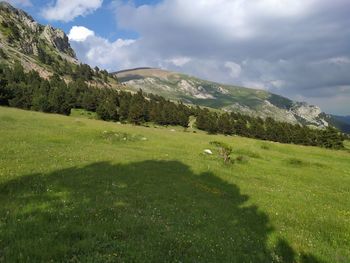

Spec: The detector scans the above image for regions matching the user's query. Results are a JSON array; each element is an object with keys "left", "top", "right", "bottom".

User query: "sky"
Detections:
[{"left": 5, "top": 0, "right": 350, "bottom": 115}]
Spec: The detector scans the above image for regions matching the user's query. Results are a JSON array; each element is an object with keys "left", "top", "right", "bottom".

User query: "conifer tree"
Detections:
[
  {"left": 218, "top": 113, "right": 233, "bottom": 135},
  {"left": 96, "top": 99, "right": 119, "bottom": 121}
]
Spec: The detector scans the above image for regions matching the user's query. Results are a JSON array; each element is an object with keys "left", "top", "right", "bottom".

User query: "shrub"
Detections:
[
  {"left": 210, "top": 141, "right": 232, "bottom": 164},
  {"left": 236, "top": 155, "right": 249, "bottom": 163}
]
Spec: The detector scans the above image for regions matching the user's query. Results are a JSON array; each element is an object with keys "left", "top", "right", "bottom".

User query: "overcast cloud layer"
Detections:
[{"left": 66, "top": 0, "right": 349, "bottom": 115}]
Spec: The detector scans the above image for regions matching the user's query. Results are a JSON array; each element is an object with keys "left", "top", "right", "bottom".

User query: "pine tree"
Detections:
[
  {"left": 233, "top": 118, "right": 248, "bottom": 137},
  {"left": 217, "top": 113, "right": 233, "bottom": 135},
  {"left": 31, "top": 82, "right": 50, "bottom": 112},
  {"left": 319, "top": 127, "right": 344, "bottom": 149},
  {"left": 82, "top": 92, "right": 98, "bottom": 111},
  {"left": 128, "top": 90, "right": 146, "bottom": 125},
  {"left": 0, "top": 65, "right": 10, "bottom": 105},
  {"left": 119, "top": 93, "right": 132, "bottom": 121},
  {"left": 96, "top": 99, "right": 119, "bottom": 121}
]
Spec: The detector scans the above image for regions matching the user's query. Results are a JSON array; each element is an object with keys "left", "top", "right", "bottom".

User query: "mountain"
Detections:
[
  {"left": 326, "top": 115, "right": 350, "bottom": 133},
  {"left": 1, "top": 2, "right": 348, "bottom": 133},
  {"left": 0, "top": 1, "right": 77, "bottom": 77},
  {"left": 0, "top": 1, "right": 118, "bottom": 87},
  {"left": 114, "top": 68, "right": 331, "bottom": 128}
]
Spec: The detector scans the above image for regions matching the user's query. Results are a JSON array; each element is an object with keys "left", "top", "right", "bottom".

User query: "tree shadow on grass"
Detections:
[{"left": 0, "top": 161, "right": 321, "bottom": 262}]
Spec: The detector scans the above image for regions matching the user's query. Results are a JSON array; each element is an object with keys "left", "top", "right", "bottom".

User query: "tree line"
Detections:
[
  {"left": 195, "top": 108, "right": 345, "bottom": 149},
  {"left": 0, "top": 62, "right": 345, "bottom": 149},
  {"left": 0, "top": 63, "right": 191, "bottom": 127},
  {"left": 36, "top": 46, "right": 116, "bottom": 83}
]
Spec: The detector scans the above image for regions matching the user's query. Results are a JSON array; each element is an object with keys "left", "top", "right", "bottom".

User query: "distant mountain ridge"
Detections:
[
  {"left": 327, "top": 115, "right": 350, "bottom": 133},
  {"left": 115, "top": 67, "right": 153, "bottom": 74},
  {"left": 114, "top": 68, "right": 341, "bottom": 130}
]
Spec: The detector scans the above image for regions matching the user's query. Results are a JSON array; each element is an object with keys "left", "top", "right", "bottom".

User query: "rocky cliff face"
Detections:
[
  {"left": 42, "top": 25, "right": 75, "bottom": 58},
  {"left": 0, "top": 2, "right": 122, "bottom": 88},
  {"left": 0, "top": 1, "right": 77, "bottom": 68}
]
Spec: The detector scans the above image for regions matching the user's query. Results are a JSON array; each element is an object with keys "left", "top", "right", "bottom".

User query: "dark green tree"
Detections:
[{"left": 218, "top": 113, "right": 234, "bottom": 135}]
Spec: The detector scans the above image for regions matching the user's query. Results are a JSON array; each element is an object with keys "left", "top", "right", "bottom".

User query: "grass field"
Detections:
[{"left": 0, "top": 107, "right": 349, "bottom": 262}]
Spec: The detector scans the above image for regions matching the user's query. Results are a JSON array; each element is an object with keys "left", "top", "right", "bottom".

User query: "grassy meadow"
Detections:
[{"left": 0, "top": 106, "right": 349, "bottom": 262}]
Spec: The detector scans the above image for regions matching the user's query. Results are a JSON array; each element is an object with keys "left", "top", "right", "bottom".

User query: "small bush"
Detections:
[
  {"left": 210, "top": 141, "right": 232, "bottom": 164},
  {"left": 236, "top": 155, "right": 249, "bottom": 163}
]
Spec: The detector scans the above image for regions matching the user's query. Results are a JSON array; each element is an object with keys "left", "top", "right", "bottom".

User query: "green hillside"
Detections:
[{"left": 1, "top": 107, "right": 349, "bottom": 262}]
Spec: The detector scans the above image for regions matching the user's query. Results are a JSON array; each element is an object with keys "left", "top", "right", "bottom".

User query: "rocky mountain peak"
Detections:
[
  {"left": 0, "top": 1, "right": 36, "bottom": 29},
  {"left": 0, "top": 1, "right": 76, "bottom": 59},
  {"left": 42, "top": 25, "right": 75, "bottom": 57}
]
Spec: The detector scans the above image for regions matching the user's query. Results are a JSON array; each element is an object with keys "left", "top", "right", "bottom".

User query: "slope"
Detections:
[
  {"left": 0, "top": 1, "right": 118, "bottom": 87},
  {"left": 0, "top": 106, "right": 349, "bottom": 262},
  {"left": 115, "top": 68, "right": 331, "bottom": 129}
]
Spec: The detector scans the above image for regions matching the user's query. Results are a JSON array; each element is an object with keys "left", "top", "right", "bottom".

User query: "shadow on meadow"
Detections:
[{"left": 0, "top": 160, "right": 321, "bottom": 262}]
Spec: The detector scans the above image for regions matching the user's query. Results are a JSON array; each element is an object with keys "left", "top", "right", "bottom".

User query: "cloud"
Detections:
[
  {"left": 166, "top": 57, "right": 192, "bottom": 67},
  {"left": 225, "top": 62, "right": 242, "bottom": 79},
  {"left": 72, "top": 0, "right": 350, "bottom": 114},
  {"left": 326, "top": 57, "right": 350, "bottom": 65},
  {"left": 68, "top": 26, "right": 95, "bottom": 42},
  {"left": 41, "top": 0, "right": 103, "bottom": 22},
  {"left": 68, "top": 27, "right": 137, "bottom": 71},
  {"left": 4, "top": 0, "right": 32, "bottom": 7}
]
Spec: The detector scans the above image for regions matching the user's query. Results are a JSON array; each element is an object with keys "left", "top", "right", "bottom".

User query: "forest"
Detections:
[{"left": 0, "top": 62, "right": 345, "bottom": 149}]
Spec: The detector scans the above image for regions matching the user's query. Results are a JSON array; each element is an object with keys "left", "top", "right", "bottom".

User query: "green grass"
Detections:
[
  {"left": 0, "top": 107, "right": 350, "bottom": 262},
  {"left": 345, "top": 140, "right": 350, "bottom": 151},
  {"left": 70, "top": 108, "right": 98, "bottom": 120}
]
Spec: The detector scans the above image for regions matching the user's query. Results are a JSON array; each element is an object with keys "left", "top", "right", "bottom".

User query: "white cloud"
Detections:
[
  {"left": 69, "top": 0, "right": 350, "bottom": 114},
  {"left": 68, "top": 26, "right": 95, "bottom": 42},
  {"left": 225, "top": 62, "right": 242, "bottom": 78},
  {"left": 116, "top": 0, "right": 316, "bottom": 41},
  {"left": 242, "top": 81, "right": 270, "bottom": 91},
  {"left": 327, "top": 57, "right": 350, "bottom": 65},
  {"left": 270, "top": 80, "right": 286, "bottom": 90},
  {"left": 41, "top": 0, "right": 103, "bottom": 22},
  {"left": 68, "top": 26, "right": 137, "bottom": 71},
  {"left": 166, "top": 57, "right": 192, "bottom": 67}
]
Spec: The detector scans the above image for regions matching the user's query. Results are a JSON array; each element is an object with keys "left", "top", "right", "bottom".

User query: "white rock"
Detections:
[{"left": 204, "top": 149, "right": 213, "bottom": 155}]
